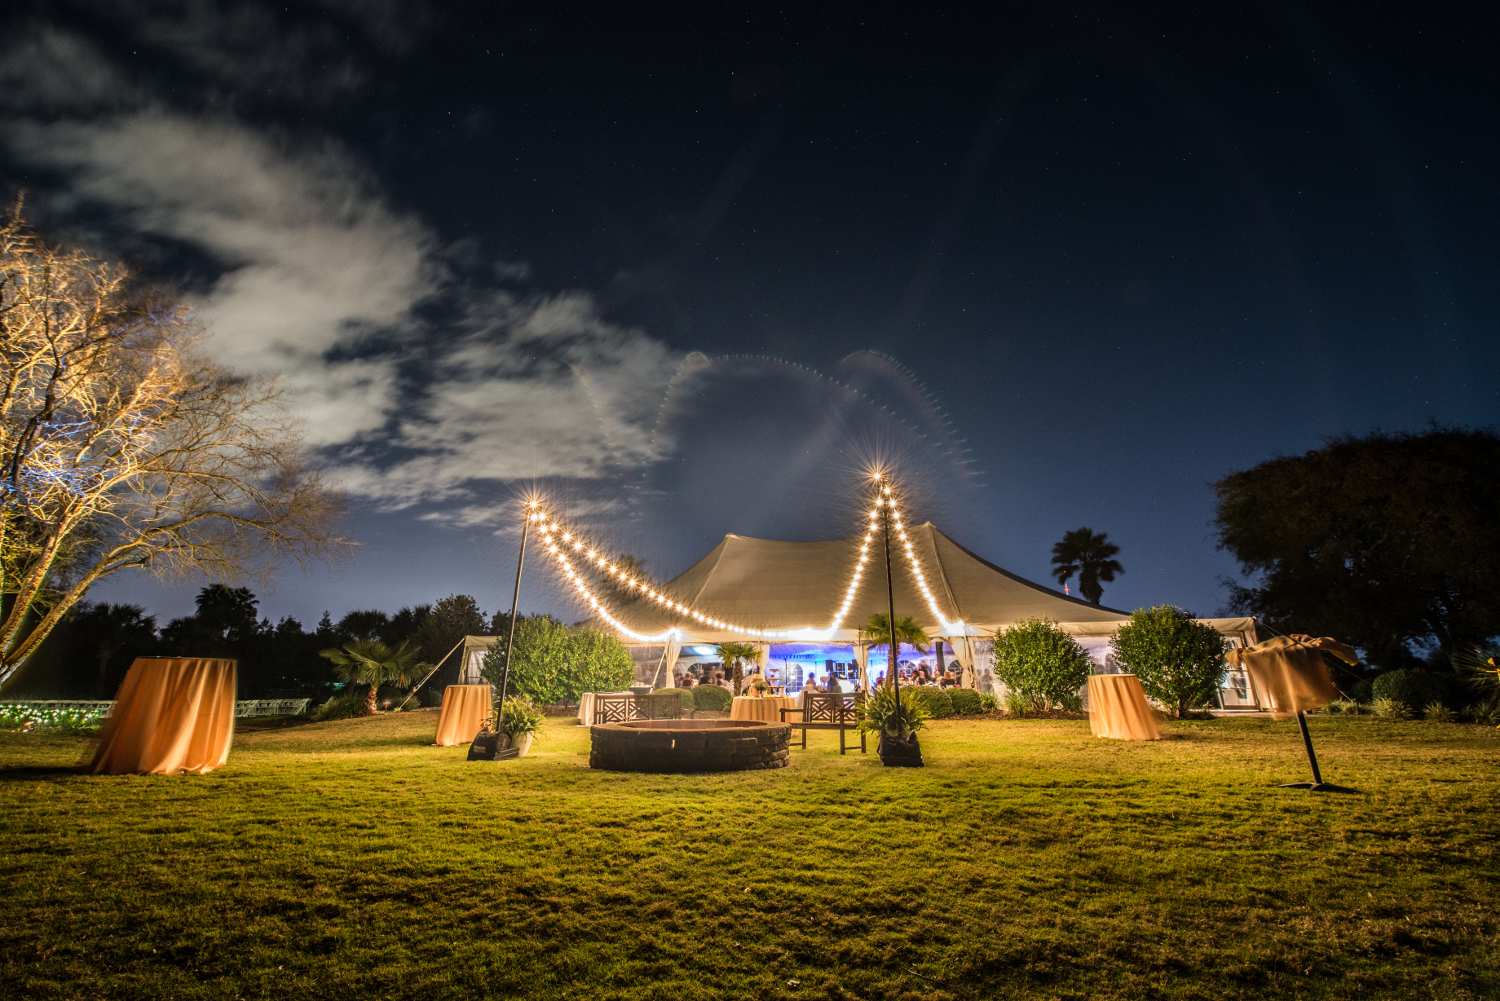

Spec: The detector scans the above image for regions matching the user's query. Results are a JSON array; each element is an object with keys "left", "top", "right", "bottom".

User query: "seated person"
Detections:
[
  {"left": 825, "top": 674, "right": 843, "bottom": 694},
  {"left": 801, "top": 675, "right": 819, "bottom": 693}
]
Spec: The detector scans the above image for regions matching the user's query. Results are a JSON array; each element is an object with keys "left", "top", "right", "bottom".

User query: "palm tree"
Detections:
[
  {"left": 1050, "top": 527, "right": 1124, "bottom": 606},
  {"left": 862, "top": 613, "right": 931, "bottom": 688},
  {"left": 72, "top": 603, "right": 157, "bottom": 698},
  {"left": 319, "top": 640, "right": 430, "bottom": 715},
  {"left": 714, "top": 641, "right": 759, "bottom": 694}
]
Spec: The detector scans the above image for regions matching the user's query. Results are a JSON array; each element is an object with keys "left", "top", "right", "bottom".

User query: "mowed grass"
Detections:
[{"left": 0, "top": 712, "right": 1496, "bottom": 1001}]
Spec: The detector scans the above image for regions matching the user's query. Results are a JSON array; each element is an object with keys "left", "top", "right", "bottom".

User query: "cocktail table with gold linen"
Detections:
[
  {"left": 434, "top": 684, "right": 492, "bottom": 746},
  {"left": 729, "top": 695, "right": 796, "bottom": 723},
  {"left": 1086, "top": 674, "right": 1161, "bottom": 741}
]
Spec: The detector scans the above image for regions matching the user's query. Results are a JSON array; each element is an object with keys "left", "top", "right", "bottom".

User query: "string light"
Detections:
[
  {"left": 525, "top": 470, "right": 970, "bottom": 643},
  {"left": 870, "top": 473, "right": 968, "bottom": 637},
  {"left": 528, "top": 503, "right": 869, "bottom": 642}
]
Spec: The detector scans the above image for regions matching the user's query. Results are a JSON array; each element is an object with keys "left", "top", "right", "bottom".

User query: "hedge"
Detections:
[
  {"left": 1371, "top": 669, "right": 1464, "bottom": 711},
  {"left": 911, "top": 688, "right": 954, "bottom": 719},
  {"left": 690, "top": 684, "right": 733, "bottom": 712},
  {"left": 948, "top": 688, "right": 983, "bottom": 715}
]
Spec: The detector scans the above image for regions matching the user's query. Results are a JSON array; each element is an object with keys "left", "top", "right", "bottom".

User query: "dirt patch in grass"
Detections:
[{"left": 0, "top": 713, "right": 1495, "bottom": 1000}]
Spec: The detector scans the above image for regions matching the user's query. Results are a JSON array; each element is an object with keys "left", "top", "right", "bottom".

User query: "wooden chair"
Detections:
[
  {"left": 592, "top": 693, "right": 636, "bottom": 724},
  {"left": 780, "top": 692, "right": 866, "bottom": 754},
  {"left": 632, "top": 690, "right": 685, "bottom": 720},
  {"left": 591, "top": 690, "right": 685, "bottom": 724}
]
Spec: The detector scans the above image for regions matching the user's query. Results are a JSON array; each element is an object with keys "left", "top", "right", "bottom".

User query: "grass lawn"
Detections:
[{"left": 0, "top": 712, "right": 1496, "bottom": 1000}]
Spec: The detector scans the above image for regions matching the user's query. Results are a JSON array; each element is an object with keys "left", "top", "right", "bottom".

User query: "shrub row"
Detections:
[
  {"left": 687, "top": 684, "right": 732, "bottom": 712},
  {"left": 907, "top": 687, "right": 987, "bottom": 718},
  {"left": 1369, "top": 669, "right": 1466, "bottom": 711},
  {"left": 1323, "top": 695, "right": 1499, "bottom": 724}
]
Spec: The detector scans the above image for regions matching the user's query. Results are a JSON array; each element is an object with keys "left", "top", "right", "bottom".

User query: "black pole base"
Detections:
[
  {"left": 467, "top": 730, "right": 520, "bottom": 761},
  {"left": 1279, "top": 781, "right": 1358, "bottom": 793}
]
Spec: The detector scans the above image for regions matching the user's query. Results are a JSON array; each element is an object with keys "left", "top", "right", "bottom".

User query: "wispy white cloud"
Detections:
[
  {"left": 334, "top": 290, "right": 684, "bottom": 508},
  {"left": 9, "top": 112, "right": 437, "bottom": 445},
  {"left": 0, "top": 12, "right": 685, "bottom": 499},
  {"left": 0, "top": 28, "right": 143, "bottom": 113}
]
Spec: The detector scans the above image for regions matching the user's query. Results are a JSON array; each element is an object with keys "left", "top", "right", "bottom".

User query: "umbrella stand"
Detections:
[{"left": 1279, "top": 710, "right": 1356, "bottom": 793}]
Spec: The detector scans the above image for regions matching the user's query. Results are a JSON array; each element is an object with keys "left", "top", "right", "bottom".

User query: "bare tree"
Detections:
[{"left": 0, "top": 199, "right": 352, "bottom": 686}]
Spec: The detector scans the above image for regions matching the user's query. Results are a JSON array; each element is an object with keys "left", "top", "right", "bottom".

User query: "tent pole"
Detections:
[
  {"left": 1279, "top": 709, "right": 1355, "bottom": 792},
  {"left": 880, "top": 476, "right": 902, "bottom": 731},
  {"left": 393, "top": 637, "right": 467, "bottom": 712},
  {"left": 496, "top": 506, "right": 531, "bottom": 708}
]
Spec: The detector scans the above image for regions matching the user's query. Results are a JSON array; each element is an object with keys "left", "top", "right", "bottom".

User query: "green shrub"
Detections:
[
  {"left": 1370, "top": 697, "right": 1410, "bottom": 720},
  {"left": 1057, "top": 692, "right": 1083, "bottom": 713},
  {"left": 1110, "top": 606, "right": 1227, "bottom": 718},
  {"left": 978, "top": 693, "right": 999, "bottom": 712},
  {"left": 482, "top": 616, "right": 634, "bottom": 704},
  {"left": 673, "top": 688, "right": 697, "bottom": 712},
  {"left": 691, "top": 684, "right": 732, "bottom": 712},
  {"left": 1326, "top": 697, "right": 1362, "bottom": 715},
  {"left": 312, "top": 691, "right": 367, "bottom": 721},
  {"left": 1003, "top": 688, "right": 1029, "bottom": 716},
  {"left": 858, "top": 686, "right": 931, "bottom": 738},
  {"left": 1466, "top": 698, "right": 1500, "bottom": 726},
  {"left": 991, "top": 617, "right": 1093, "bottom": 711},
  {"left": 1372, "top": 669, "right": 1463, "bottom": 711},
  {"left": 948, "top": 689, "right": 983, "bottom": 715},
  {"left": 910, "top": 688, "right": 953, "bottom": 719},
  {"left": 1344, "top": 679, "right": 1374, "bottom": 703},
  {"left": 1423, "top": 701, "right": 1454, "bottom": 723}
]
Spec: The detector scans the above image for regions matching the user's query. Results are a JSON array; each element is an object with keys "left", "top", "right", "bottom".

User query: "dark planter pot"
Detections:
[{"left": 877, "top": 731, "right": 924, "bottom": 767}]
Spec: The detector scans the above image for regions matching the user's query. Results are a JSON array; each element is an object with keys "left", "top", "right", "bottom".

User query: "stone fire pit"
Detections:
[{"left": 589, "top": 719, "right": 791, "bottom": 773}]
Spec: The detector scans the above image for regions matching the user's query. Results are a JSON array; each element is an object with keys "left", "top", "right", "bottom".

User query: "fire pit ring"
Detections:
[{"left": 589, "top": 719, "right": 791, "bottom": 773}]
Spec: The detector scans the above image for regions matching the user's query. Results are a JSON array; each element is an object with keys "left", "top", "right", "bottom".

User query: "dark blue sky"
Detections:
[{"left": 5, "top": 2, "right": 1495, "bottom": 629}]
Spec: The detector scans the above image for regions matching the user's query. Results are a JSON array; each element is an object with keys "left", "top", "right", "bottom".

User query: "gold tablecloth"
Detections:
[
  {"left": 435, "top": 685, "right": 491, "bottom": 746},
  {"left": 1226, "top": 635, "right": 1356, "bottom": 715},
  {"left": 729, "top": 695, "right": 796, "bottom": 722},
  {"left": 1087, "top": 674, "right": 1161, "bottom": 741},
  {"left": 86, "top": 658, "right": 237, "bottom": 775}
]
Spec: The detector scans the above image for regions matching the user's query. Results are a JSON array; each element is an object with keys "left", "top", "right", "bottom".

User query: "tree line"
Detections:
[{"left": 3, "top": 587, "right": 507, "bottom": 700}]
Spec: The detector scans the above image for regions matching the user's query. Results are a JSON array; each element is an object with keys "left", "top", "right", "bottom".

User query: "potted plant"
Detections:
[
  {"left": 858, "top": 685, "right": 931, "bottom": 767},
  {"left": 497, "top": 695, "right": 544, "bottom": 757}
]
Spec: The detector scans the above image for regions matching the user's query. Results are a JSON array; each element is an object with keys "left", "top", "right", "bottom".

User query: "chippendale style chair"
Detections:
[{"left": 780, "top": 692, "right": 866, "bottom": 754}]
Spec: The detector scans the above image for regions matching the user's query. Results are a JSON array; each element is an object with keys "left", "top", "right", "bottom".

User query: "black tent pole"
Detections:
[
  {"left": 497, "top": 504, "right": 531, "bottom": 707},
  {"left": 1295, "top": 710, "right": 1324, "bottom": 785},
  {"left": 1280, "top": 709, "right": 1354, "bottom": 792},
  {"left": 879, "top": 477, "right": 901, "bottom": 732}
]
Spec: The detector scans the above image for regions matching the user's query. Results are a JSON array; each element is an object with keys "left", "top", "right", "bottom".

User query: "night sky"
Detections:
[{"left": 3, "top": 2, "right": 1495, "bottom": 629}]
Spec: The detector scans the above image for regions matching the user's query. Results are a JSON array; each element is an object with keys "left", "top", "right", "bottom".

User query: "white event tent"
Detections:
[{"left": 565, "top": 522, "right": 1255, "bottom": 694}]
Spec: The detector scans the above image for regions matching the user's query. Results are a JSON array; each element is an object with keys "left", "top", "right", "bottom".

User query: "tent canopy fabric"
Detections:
[{"left": 581, "top": 523, "right": 1255, "bottom": 645}]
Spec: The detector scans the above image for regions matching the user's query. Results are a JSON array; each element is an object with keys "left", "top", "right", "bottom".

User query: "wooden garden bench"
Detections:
[
  {"left": 780, "top": 692, "right": 866, "bottom": 754},
  {"left": 591, "top": 690, "right": 684, "bottom": 724}
]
